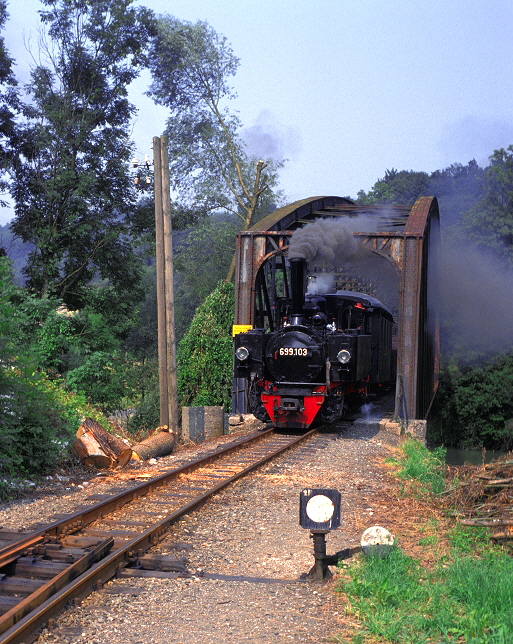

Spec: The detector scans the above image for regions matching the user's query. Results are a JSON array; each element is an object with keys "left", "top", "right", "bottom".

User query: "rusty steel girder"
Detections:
[{"left": 233, "top": 196, "right": 440, "bottom": 421}]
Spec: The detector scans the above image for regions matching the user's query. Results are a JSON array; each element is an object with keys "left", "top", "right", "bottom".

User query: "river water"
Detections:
[{"left": 443, "top": 447, "right": 509, "bottom": 466}]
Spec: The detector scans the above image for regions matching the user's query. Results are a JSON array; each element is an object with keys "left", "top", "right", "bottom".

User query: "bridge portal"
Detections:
[{"left": 233, "top": 196, "right": 440, "bottom": 423}]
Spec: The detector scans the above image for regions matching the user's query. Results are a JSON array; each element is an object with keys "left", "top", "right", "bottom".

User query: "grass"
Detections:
[
  {"left": 337, "top": 439, "right": 513, "bottom": 643},
  {"left": 387, "top": 437, "right": 447, "bottom": 495}
]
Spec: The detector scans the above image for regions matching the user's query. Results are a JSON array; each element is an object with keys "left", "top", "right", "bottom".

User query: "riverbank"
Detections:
[{"left": 336, "top": 439, "right": 513, "bottom": 643}]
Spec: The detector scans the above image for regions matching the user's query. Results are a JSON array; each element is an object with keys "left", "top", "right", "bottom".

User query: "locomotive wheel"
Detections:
[
  {"left": 318, "top": 392, "right": 345, "bottom": 424},
  {"left": 249, "top": 384, "right": 271, "bottom": 422}
]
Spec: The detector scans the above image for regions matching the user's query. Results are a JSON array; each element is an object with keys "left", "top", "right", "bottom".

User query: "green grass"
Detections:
[
  {"left": 337, "top": 439, "right": 513, "bottom": 643},
  {"left": 339, "top": 545, "right": 513, "bottom": 643},
  {"left": 387, "top": 437, "right": 447, "bottom": 495}
]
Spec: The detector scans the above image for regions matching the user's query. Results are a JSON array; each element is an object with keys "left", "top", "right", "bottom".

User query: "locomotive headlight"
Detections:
[
  {"left": 337, "top": 349, "right": 351, "bottom": 364},
  {"left": 235, "top": 346, "right": 250, "bottom": 361}
]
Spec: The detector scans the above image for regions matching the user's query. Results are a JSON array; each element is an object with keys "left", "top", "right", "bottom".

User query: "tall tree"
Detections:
[
  {"left": 356, "top": 168, "right": 430, "bottom": 206},
  {"left": 0, "top": 0, "right": 18, "bottom": 207},
  {"left": 10, "top": 0, "right": 155, "bottom": 306},
  {"left": 147, "top": 17, "right": 284, "bottom": 282},
  {"left": 461, "top": 146, "right": 513, "bottom": 262}
]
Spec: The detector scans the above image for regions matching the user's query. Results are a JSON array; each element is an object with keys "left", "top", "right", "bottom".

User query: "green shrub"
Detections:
[
  {"left": 126, "top": 386, "right": 160, "bottom": 437},
  {"left": 177, "top": 281, "right": 234, "bottom": 411},
  {"left": 433, "top": 354, "right": 513, "bottom": 449},
  {"left": 0, "top": 366, "right": 85, "bottom": 496}
]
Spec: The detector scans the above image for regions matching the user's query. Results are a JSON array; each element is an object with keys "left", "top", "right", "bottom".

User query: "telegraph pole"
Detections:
[{"left": 153, "top": 136, "right": 179, "bottom": 437}]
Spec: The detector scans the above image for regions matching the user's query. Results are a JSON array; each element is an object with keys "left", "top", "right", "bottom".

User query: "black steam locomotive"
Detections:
[{"left": 234, "top": 258, "right": 395, "bottom": 429}]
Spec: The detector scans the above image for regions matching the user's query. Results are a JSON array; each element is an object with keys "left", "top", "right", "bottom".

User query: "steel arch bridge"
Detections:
[{"left": 233, "top": 195, "right": 440, "bottom": 422}]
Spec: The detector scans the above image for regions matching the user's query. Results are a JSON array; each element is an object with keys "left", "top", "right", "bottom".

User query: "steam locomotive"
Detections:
[{"left": 234, "top": 257, "right": 395, "bottom": 429}]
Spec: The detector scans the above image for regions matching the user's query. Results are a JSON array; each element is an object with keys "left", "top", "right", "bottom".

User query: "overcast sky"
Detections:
[{"left": 2, "top": 0, "right": 513, "bottom": 225}]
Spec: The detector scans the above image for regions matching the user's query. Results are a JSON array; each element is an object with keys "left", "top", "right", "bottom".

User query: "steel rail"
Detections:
[
  {"left": 0, "top": 427, "right": 276, "bottom": 564},
  {"left": 0, "top": 428, "right": 316, "bottom": 644}
]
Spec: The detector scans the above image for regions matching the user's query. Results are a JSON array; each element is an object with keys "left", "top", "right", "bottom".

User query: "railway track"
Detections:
[{"left": 0, "top": 427, "right": 317, "bottom": 644}]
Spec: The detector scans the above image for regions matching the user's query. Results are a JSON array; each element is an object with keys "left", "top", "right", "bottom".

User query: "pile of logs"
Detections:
[
  {"left": 73, "top": 419, "right": 133, "bottom": 469},
  {"left": 442, "top": 456, "right": 513, "bottom": 540},
  {"left": 72, "top": 419, "right": 176, "bottom": 469}
]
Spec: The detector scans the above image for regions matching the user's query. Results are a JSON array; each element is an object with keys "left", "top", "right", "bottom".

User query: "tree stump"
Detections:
[{"left": 72, "top": 418, "right": 132, "bottom": 469}]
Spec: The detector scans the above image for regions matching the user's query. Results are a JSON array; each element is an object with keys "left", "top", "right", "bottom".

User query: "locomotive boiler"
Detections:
[{"left": 233, "top": 257, "right": 395, "bottom": 429}]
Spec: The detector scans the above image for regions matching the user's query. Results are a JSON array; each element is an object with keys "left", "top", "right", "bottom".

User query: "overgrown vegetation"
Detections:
[
  {"left": 176, "top": 281, "right": 235, "bottom": 411},
  {"left": 338, "top": 440, "right": 513, "bottom": 643},
  {"left": 388, "top": 437, "right": 446, "bottom": 495},
  {"left": 432, "top": 355, "right": 513, "bottom": 449}
]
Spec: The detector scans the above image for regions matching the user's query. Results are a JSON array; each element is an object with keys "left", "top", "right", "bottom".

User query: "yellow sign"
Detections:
[{"left": 232, "top": 324, "right": 253, "bottom": 337}]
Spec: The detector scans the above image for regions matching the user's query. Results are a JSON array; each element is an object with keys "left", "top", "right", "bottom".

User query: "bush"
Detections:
[
  {"left": 126, "top": 386, "right": 160, "bottom": 437},
  {"left": 177, "top": 281, "right": 234, "bottom": 411},
  {"left": 0, "top": 366, "right": 85, "bottom": 496},
  {"left": 433, "top": 354, "right": 513, "bottom": 448}
]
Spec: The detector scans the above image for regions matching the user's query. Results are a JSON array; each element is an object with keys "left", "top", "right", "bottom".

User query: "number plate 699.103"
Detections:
[{"left": 278, "top": 347, "right": 310, "bottom": 357}]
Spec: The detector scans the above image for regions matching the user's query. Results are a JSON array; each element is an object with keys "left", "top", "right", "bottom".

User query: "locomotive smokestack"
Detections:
[{"left": 289, "top": 257, "right": 307, "bottom": 325}]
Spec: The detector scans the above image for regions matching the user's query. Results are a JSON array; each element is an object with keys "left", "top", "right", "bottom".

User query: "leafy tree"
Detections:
[
  {"left": 356, "top": 162, "right": 484, "bottom": 233},
  {"left": 357, "top": 169, "right": 430, "bottom": 206},
  {"left": 461, "top": 146, "right": 513, "bottom": 262},
  {"left": 0, "top": 0, "right": 19, "bottom": 207},
  {"left": 173, "top": 214, "right": 239, "bottom": 336},
  {"left": 10, "top": 0, "right": 156, "bottom": 306},
  {"left": 0, "top": 256, "right": 98, "bottom": 493},
  {"left": 147, "top": 17, "right": 284, "bottom": 282},
  {"left": 428, "top": 160, "right": 484, "bottom": 229},
  {"left": 434, "top": 355, "right": 513, "bottom": 449}
]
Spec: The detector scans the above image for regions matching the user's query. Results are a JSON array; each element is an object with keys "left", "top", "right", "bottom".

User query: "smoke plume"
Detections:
[
  {"left": 288, "top": 216, "right": 378, "bottom": 264},
  {"left": 288, "top": 216, "right": 398, "bottom": 308},
  {"left": 439, "top": 243, "right": 513, "bottom": 356},
  {"left": 241, "top": 110, "right": 301, "bottom": 162}
]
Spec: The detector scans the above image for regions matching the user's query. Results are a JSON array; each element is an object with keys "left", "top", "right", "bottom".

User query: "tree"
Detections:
[
  {"left": 0, "top": 0, "right": 19, "bottom": 207},
  {"left": 357, "top": 168, "right": 430, "bottom": 206},
  {"left": 10, "top": 0, "right": 156, "bottom": 306},
  {"left": 176, "top": 281, "right": 235, "bottom": 410},
  {"left": 461, "top": 147, "right": 513, "bottom": 262},
  {"left": 428, "top": 160, "right": 484, "bottom": 230},
  {"left": 147, "top": 17, "right": 284, "bottom": 283}
]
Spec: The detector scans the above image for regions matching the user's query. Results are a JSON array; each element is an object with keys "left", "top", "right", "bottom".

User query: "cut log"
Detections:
[
  {"left": 131, "top": 429, "right": 176, "bottom": 461},
  {"left": 72, "top": 418, "right": 132, "bottom": 469}
]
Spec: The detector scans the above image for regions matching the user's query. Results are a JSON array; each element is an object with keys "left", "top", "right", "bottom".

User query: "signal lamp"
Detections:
[
  {"left": 300, "top": 488, "right": 341, "bottom": 531},
  {"left": 337, "top": 349, "right": 351, "bottom": 364},
  {"left": 235, "top": 346, "right": 250, "bottom": 361},
  {"left": 299, "top": 488, "right": 394, "bottom": 581}
]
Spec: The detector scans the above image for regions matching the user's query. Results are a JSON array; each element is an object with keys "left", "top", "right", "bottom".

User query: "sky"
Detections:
[{"left": 2, "top": 0, "right": 513, "bottom": 225}]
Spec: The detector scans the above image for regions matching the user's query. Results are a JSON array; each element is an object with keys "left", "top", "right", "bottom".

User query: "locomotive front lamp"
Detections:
[
  {"left": 235, "top": 346, "right": 250, "bottom": 361},
  {"left": 337, "top": 349, "right": 351, "bottom": 364}
]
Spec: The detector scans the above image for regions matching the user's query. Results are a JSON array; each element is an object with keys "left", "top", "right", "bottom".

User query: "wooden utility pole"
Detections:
[{"left": 153, "top": 136, "right": 179, "bottom": 437}]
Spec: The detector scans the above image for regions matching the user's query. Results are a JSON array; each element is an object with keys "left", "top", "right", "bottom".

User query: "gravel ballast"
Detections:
[{"left": 1, "top": 421, "right": 406, "bottom": 643}]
